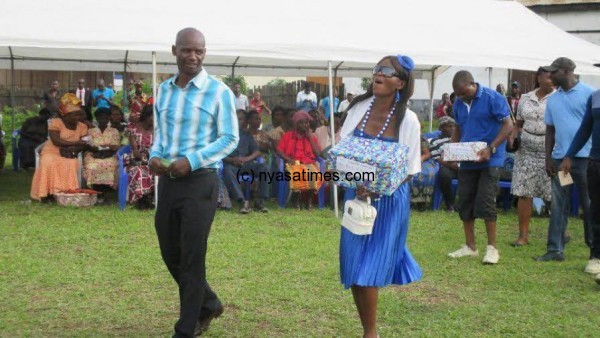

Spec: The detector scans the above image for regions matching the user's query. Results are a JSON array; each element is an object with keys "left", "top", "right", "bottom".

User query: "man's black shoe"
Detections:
[
  {"left": 194, "top": 305, "right": 224, "bottom": 336},
  {"left": 534, "top": 252, "right": 565, "bottom": 262}
]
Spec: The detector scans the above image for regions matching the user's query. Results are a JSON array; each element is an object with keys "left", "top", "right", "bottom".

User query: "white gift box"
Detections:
[{"left": 442, "top": 142, "right": 487, "bottom": 162}]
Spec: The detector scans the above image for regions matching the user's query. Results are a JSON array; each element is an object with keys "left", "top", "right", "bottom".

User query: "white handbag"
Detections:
[{"left": 341, "top": 197, "right": 377, "bottom": 235}]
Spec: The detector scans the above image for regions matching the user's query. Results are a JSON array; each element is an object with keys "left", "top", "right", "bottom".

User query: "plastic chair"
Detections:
[
  {"left": 116, "top": 145, "right": 131, "bottom": 211},
  {"left": 570, "top": 185, "right": 579, "bottom": 217},
  {"left": 277, "top": 156, "right": 325, "bottom": 209},
  {"left": 11, "top": 129, "right": 20, "bottom": 171},
  {"left": 423, "top": 130, "right": 441, "bottom": 141}
]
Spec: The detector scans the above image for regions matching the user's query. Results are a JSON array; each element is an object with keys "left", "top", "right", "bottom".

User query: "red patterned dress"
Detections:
[{"left": 126, "top": 124, "right": 154, "bottom": 203}]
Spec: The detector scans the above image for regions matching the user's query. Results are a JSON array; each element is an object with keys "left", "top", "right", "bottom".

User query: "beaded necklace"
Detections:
[{"left": 358, "top": 97, "right": 396, "bottom": 139}]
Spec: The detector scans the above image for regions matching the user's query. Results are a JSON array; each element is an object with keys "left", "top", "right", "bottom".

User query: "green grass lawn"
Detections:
[{"left": 1, "top": 168, "right": 599, "bottom": 337}]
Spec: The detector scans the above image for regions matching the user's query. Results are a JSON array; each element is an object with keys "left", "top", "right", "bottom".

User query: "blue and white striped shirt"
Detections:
[{"left": 149, "top": 69, "right": 239, "bottom": 170}]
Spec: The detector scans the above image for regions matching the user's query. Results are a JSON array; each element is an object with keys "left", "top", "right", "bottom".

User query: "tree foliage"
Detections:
[
  {"left": 220, "top": 75, "right": 248, "bottom": 94},
  {"left": 266, "top": 78, "right": 288, "bottom": 87},
  {"left": 361, "top": 77, "right": 372, "bottom": 91}
]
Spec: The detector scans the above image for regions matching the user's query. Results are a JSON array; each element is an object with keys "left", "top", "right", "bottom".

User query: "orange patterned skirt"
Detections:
[{"left": 30, "top": 145, "right": 80, "bottom": 200}]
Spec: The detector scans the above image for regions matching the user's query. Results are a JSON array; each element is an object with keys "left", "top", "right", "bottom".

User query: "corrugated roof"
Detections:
[{"left": 518, "top": 0, "right": 600, "bottom": 6}]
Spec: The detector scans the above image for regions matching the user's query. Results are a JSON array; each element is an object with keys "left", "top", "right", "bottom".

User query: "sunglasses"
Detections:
[{"left": 372, "top": 65, "right": 399, "bottom": 78}]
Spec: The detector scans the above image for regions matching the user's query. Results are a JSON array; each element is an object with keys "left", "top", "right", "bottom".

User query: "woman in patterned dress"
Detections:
[
  {"left": 30, "top": 93, "right": 89, "bottom": 201},
  {"left": 510, "top": 68, "right": 555, "bottom": 246},
  {"left": 83, "top": 108, "right": 120, "bottom": 199},
  {"left": 127, "top": 105, "right": 154, "bottom": 209}
]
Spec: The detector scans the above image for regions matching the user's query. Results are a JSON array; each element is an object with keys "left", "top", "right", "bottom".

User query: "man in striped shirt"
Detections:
[{"left": 149, "top": 27, "right": 239, "bottom": 337}]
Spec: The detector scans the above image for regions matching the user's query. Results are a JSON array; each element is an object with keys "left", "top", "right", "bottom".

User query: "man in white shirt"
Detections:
[
  {"left": 337, "top": 92, "right": 354, "bottom": 115},
  {"left": 233, "top": 82, "right": 249, "bottom": 111},
  {"left": 74, "top": 78, "right": 93, "bottom": 121},
  {"left": 296, "top": 82, "right": 318, "bottom": 112}
]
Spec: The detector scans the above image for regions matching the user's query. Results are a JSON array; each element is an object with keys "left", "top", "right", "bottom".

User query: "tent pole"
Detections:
[
  {"left": 123, "top": 51, "right": 129, "bottom": 108},
  {"left": 328, "top": 61, "right": 339, "bottom": 218},
  {"left": 488, "top": 67, "right": 493, "bottom": 88},
  {"left": 152, "top": 51, "right": 158, "bottom": 210},
  {"left": 9, "top": 46, "right": 15, "bottom": 134},
  {"left": 231, "top": 57, "right": 240, "bottom": 86},
  {"left": 429, "top": 67, "right": 438, "bottom": 133}
]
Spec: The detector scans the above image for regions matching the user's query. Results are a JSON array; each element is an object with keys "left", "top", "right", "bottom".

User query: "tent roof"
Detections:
[{"left": 1, "top": 0, "right": 599, "bottom": 77}]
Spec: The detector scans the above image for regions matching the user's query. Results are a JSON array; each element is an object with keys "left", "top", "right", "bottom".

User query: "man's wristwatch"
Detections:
[{"left": 488, "top": 144, "right": 497, "bottom": 154}]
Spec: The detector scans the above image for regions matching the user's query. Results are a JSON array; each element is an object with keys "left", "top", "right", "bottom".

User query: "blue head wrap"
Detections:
[
  {"left": 394, "top": 55, "right": 414, "bottom": 102},
  {"left": 396, "top": 55, "right": 415, "bottom": 73}
]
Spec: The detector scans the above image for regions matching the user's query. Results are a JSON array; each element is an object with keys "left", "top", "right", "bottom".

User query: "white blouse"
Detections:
[{"left": 340, "top": 97, "right": 422, "bottom": 175}]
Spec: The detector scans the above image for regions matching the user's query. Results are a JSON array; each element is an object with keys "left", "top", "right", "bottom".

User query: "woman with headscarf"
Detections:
[
  {"left": 30, "top": 93, "right": 90, "bottom": 201},
  {"left": 127, "top": 80, "right": 149, "bottom": 125},
  {"left": 276, "top": 110, "right": 322, "bottom": 209},
  {"left": 338, "top": 55, "right": 422, "bottom": 337},
  {"left": 82, "top": 108, "right": 120, "bottom": 198}
]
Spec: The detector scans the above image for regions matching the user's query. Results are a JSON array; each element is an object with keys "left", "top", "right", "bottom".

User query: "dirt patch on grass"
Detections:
[{"left": 390, "top": 281, "right": 460, "bottom": 305}]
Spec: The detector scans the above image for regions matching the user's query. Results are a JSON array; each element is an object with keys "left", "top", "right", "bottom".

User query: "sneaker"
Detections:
[
  {"left": 482, "top": 245, "right": 500, "bottom": 264},
  {"left": 584, "top": 258, "right": 600, "bottom": 274},
  {"left": 448, "top": 245, "right": 478, "bottom": 258},
  {"left": 534, "top": 252, "right": 565, "bottom": 262},
  {"left": 239, "top": 201, "right": 251, "bottom": 214}
]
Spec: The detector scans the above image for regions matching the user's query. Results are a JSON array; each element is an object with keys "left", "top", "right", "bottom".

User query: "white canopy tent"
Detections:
[{"left": 2, "top": 0, "right": 600, "bottom": 214}]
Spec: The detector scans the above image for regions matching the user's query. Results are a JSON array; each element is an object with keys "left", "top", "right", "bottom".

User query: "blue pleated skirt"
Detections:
[{"left": 339, "top": 183, "right": 423, "bottom": 289}]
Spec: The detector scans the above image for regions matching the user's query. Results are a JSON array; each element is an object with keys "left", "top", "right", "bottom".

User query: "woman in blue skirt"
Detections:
[{"left": 339, "top": 55, "right": 423, "bottom": 338}]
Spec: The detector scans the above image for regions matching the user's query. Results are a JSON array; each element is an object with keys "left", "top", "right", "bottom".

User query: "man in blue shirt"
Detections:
[
  {"left": 561, "top": 83, "right": 600, "bottom": 284},
  {"left": 319, "top": 88, "right": 339, "bottom": 121},
  {"left": 91, "top": 79, "right": 115, "bottom": 110},
  {"left": 535, "top": 57, "right": 595, "bottom": 263},
  {"left": 148, "top": 28, "right": 239, "bottom": 337},
  {"left": 447, "top": 70, "right": 513, "bottom": 265}
]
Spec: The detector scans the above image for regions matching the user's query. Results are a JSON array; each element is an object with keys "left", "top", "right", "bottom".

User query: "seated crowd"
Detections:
[{"left": 27, "top": 79, "right": 157, "bottom": 210}]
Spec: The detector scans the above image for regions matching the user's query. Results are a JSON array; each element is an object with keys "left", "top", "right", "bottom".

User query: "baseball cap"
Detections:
[
  {"left": 511, "top": 81, "right": 520, "bottom": 88},
  {"left": 541, "top": 57, "right": 576, "bottom": 72}
]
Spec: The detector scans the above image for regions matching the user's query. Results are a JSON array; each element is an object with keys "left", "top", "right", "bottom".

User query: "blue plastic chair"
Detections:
[
  {"left": 423, "top": 130, "right": 441, "bottom": 141},
  {"left": 570, "top": 185, "right": 579, "bottom": 217},
  {"left": 277, "top": 156, "right": 325, "bottom": 209},
  {"left": 11, "top": 129, "right": 20, "bottom": 171},
  {"left": 117, "top": 145, "right": 131, "bottom": 211}
]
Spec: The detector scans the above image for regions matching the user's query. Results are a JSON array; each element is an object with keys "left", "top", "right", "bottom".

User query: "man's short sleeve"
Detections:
[
  {"left": 454, "top": 101, "right": 465, "bottom": 126},
  {"left": 491, "top": 92, "right": 510, "bottom": 122}
]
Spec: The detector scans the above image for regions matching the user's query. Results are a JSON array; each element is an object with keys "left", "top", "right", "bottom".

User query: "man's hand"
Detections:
[
  {"left": 149, "top": 157, "right": 169, "bottom": 176},
  {"left": 233, "top": 157, "right": 245, "bottom": 167},
  {"left": 558, "top": 157, "right": 572, "bottom": 176},
  {"left": 545, "top": 158, "right": 556, "bottom": 177},
  {"left": 476, "top": 147, "right": 492, "bottom": 162},
  {"left": 168, "top": 157, "right": 192, "bottom": 178}
]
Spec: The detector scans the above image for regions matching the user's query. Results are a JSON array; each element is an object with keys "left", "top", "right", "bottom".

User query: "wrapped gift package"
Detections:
[
  {"left": 442, "top": 142, "right": 487, "bottom": 162},
  {"left": 328, "top": 136, "right": 409, "bottom": 196}
]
